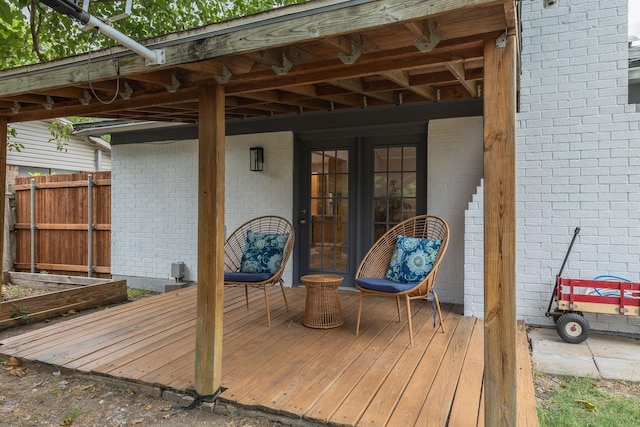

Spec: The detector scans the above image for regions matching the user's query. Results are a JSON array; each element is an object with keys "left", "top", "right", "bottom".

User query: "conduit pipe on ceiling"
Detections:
[{"left": 39, "top": 0, "right": 165, "bottom": 65}]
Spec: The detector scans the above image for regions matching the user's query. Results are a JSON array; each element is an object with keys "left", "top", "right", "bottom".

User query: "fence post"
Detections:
[
  {"left": 30, "top": 178, "right": 36, "bottom": 273},
  {"left": 3, "top": 191, "right": 15, "bottom": 278},
  {"left": 88, "top": 174, "right": 94, "bottom": 277}
]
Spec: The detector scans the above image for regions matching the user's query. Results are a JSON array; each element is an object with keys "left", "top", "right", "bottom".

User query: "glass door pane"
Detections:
[
  {"left": 372, "top": 146, "right": 417, "bottom": 241},
  {"left": 309, "top": 150, "right": 349, "bottom": 272}
]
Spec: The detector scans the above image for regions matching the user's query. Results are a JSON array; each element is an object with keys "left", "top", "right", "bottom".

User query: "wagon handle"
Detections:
[
  {"left": 545, "top": 227, "right": 580, "bottom": 317},
  {"left": 557, "top": 227, "right": 580, "bottom": 279}
]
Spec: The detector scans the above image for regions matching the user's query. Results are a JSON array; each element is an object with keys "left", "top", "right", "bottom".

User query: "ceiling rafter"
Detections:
[
  {"left": 0, "top": 0, "right": 519, "bottom": 124},
  {"left": 330, "top": 78, "right": 400, "bottom": 104},
  {"left": 445, "top": 59, "right": 478, "bottom": 97},
  {"left": 382, "top": 70, "right": 438, "bottom": 100}
]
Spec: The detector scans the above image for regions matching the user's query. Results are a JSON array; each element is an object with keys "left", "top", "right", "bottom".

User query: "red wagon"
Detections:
[
  {"left": 545, "top": 227, "right": 640, "bottom": 343},
  {"left": 550, "top": 276, "right": 640, "bottom": 343}
]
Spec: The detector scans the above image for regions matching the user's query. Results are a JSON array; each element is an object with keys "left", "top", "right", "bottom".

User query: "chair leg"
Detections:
[
  {"left": 279, "top": 281, "right": 289, "bottom": 312},
  {"left": 263, "top": 285, "right": 271, "bottom": 327},
  {"left": 432, "top": 290, "right": 445, "bottom": 333},
  {"left": 395, "top": 296, "right": 402, "bottom": 322},
  {"left": 405, "top": 295, "right": 414, "bottom": 348},
  {"left": 355, "top": 292, "right": 364, "bottom": 336},
  {"left": 244, "top": 285, "right": 249, "bottom": 309}
]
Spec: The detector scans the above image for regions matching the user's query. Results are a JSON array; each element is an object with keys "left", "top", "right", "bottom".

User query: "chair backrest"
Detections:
[
  {"left": 355, "top": 215, "right": 449, "bottom": 294},
  {"left": 224, "top": 216, "right": 295, "bottom": 280}
]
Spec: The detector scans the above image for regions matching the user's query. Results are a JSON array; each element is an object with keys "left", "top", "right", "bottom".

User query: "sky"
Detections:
[{"left": 631, "top": 1, "right": 640, "bottom": 40}]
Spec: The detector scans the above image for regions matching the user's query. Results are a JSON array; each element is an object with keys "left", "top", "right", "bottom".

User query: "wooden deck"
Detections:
[{"left": 0, "top": 286, "right": 538, "bottom": 426}]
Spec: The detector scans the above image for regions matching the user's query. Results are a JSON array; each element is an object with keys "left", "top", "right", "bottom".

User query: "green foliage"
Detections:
[
  {"left": 537, "top": 375, "right": 640, "bottom": 427},
  {"left": 127, "top": 287, "right": 155, "bottom": 299},
  {"left": 6, "top": 125, "right": 23, "bottom": 152},
  {"left": 61, "top": 406, "right": 82, "bottom": 426},
  {"left": 10, "top": 303, "right": 31, "bottom": 324},
  {"left": 0, "top": 1, "right": 36, "bottom": 68},
  {"left": 48, "top": 118, "right": 72, "bottom": 152},
  {"left": 0, "top": 0, "right": 308, "bottom": 70}
]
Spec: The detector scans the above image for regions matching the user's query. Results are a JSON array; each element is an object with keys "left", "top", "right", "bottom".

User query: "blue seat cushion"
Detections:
[
  {"left": 355, "top": 277, "right": 419, "bottom": 293},
  {"left": 224, "top": 272, "right": 273, "bottom": 282},
  {"left": 384, "top": 236, "right": 442, "bottom": 284},
  {"left": 240, "top": 231, "right": 289, "bottom": 274}
]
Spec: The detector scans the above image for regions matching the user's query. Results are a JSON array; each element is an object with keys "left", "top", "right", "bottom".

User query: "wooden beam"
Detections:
[
  {"left": 227, "top": 45, "right": 483, "bottom": 95},
  {"left": 483, "top": 33, "right": 517, "bottom": 426},
  {"left": 0, "top": 117, "right": 6, "bottom": 276},
  {"left": 382, "top": 70, "right": 438, "bottom": 100},
  {"left": 445, "top": 60, "right": 478, "bottom": 97},
  {"left": 5, "top": 86, "right": 200, "bottom": 123},
  {"left": 0, "top": 0, "right": 500, "bottom": 98},
  {"left": 331, "top": 78, "right": 399, "bottom": 104},
  {"left": 195, "top": 83, "right": 225, "bottom": 396}
]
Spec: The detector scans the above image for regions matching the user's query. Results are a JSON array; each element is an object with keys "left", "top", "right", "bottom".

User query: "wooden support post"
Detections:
[
  {"left": 0, "top": 117, "right": 7, "bottom": 279},
  {"left": 483, "top": 33, "right": 517, "bottom": 426},
  {"left": 194, "top": 83, "right": 225, "bottom": 396}
]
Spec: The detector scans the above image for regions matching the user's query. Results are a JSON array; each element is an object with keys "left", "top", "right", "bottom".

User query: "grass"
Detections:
[
  {"left": 127, "top": 287, "right": 157, "bottom": 299},
  {"left": 536, "top": 374, "right": 640, "bottom": 427},
  {"left": 3, "top": 284, "right": 156, "bottom": 301}
]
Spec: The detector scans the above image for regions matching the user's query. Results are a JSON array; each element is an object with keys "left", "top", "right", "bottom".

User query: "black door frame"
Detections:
[{"left": 293, "top": 123, "right": 428, "bottom": 287}]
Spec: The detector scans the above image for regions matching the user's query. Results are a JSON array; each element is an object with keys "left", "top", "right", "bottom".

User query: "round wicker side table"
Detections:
[{"left": 301, "top": 274, "right": 344, "bottom": 329}]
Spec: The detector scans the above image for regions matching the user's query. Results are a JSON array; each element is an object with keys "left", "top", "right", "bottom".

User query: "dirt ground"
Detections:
[{"left": 0, "top": 295, "right": 283, "bottom": 427}]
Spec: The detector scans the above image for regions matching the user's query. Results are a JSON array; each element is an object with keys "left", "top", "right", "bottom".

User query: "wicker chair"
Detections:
[
  {"left": 355, "top": 215, "right": 449, "bottom": 347},
  {"left": 223, "top": 216, "right": 295, "bottom": 326}
]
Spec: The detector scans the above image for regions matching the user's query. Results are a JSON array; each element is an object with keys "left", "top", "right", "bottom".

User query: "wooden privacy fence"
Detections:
[{"left": 13, "top": 172, "right": 111, "bottom": 278}]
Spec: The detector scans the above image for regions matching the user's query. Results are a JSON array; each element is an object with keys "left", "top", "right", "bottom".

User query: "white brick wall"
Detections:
[
  {"left": 464, "top": 181, "right": 484, "bottom": 317},
  {"left": 111, "top": 132, "right": 293, "bottom": 290},
  {"left": 465, "top": 0, "right": 640, "bottom": 333},
  {"left": 428, "top": 116, "right": 484, "bottom": 304}
]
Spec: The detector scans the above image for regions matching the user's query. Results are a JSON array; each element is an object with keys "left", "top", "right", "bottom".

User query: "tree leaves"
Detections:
[
  {"left": 0, "top": 0, "right": 308, "bottom": 70},
  {"left": 0, "top": 3, "right": 12, "bottom": 24}
]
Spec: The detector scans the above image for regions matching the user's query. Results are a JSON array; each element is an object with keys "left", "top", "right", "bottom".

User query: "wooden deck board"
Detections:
[
  {"left": 304, "top": 303, "right": 428, "bottom": 423},
  {"left": 0, "top": 285, "right": 539, "bottom": 426},
  {"left": 385, "top": 305, "right": 463, "bottom": 426},
  {"left": 0, "top": 290, "right": 194, "bottom": 357},
  {"left": 234, "top": 296, "right": 363, "bottom": 408},
  {"left": 415, "top": 316, "right": 476, "bottom": 426},
  {"left": 356, "top": 305, "right": 457, "bottom": 426},
  {"left": 447, "top": 317, "right": 484, "bottom": 426},
  {"left": 517, "top": 321, "right": 540, "bottom": 427},
  {"left": 332, "top": 303, "right": 442, "bottom": 426}
]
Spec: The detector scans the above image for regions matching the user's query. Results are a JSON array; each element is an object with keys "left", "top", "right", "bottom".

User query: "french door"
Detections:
[{"left": 295, "top": 126, "right": 427, "bottom": 287}]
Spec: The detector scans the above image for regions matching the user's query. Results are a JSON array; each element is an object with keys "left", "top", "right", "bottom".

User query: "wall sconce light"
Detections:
[{"left": 250, "top": 147, "right": 264, "bottom": 171}]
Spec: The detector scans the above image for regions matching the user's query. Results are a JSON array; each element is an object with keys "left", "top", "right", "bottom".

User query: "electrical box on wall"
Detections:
[{"left": 171, "top": 261, "right": 185, "bottom": 282}]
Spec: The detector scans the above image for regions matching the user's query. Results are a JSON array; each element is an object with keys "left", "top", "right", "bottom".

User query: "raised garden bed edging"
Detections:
[{"left": 0, "top": 272, "right": 127, "bottom": 330}]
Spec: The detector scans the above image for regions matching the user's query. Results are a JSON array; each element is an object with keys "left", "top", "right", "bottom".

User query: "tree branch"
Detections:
[{"left": 28, "top": 1, "right": 44, "bottom": 62}]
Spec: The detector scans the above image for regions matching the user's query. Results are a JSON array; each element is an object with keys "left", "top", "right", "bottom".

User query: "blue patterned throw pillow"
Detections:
[
  {"left": 384, "top": 236, "right": 442, "bottom": 284},
  {"left": 240, "top": 231, "right": 289, "bottom": 274}
]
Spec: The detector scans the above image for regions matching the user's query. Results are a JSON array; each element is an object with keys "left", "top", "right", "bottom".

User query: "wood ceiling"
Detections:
[{"left": 0, "top": 0, "right": 519, "bottom": 124}]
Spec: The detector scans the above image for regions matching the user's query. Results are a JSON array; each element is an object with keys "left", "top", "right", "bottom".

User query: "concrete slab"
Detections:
[
  {"left": 532, "top": 352, "right": 600, "bottom": 378},
  {"left": 587, "top": 334, "right": 640, "bottom": 361},
  {"left": 529, "top": 328, "right": 592, "bottom": 357},
  {"left": 594, "top": 357, "right": 640, "bottom": 381},
  {"left": 529, "top": 327, "right": 640, "bottom": 382}
]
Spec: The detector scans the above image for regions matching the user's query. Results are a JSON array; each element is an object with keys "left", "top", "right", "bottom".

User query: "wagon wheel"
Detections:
[
  {"left": 556, "top": 312, "right": 590, "bottom": 344},
  {"left": 551, "top": 309, "right": 583, "bottom": 324}
]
